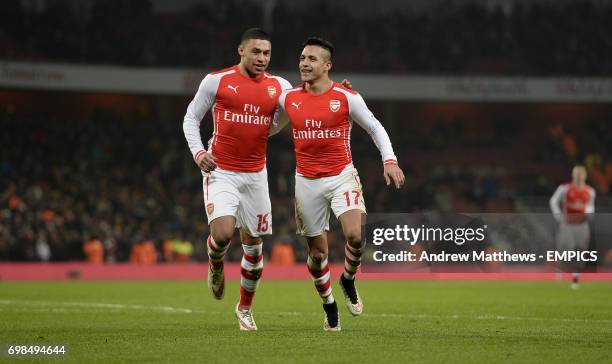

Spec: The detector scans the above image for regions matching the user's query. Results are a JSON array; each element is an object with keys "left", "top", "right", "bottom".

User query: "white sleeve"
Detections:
[
  {"left": 269, "top": 78, "right": 293, "bottom": 137},
  {"left": 347, "top": 92, "right": 398, "bottom": 164},
  {"left": 276, "top": 77, "right": 293, "bottom": 92},
  {"left": 586, "top": 188, "right": 596, "bottom": 214},
  {"left": 269, "top": 95, "right": 290, "bottom": 136},
  {"left": 183, "top": 74, "right": 219, "bottom": 161},
  {"left": 549, "top": 185, "right": 566, "bottom": 222}
]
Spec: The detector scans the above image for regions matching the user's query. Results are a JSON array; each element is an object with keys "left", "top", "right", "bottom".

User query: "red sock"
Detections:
[{"left": 239, "top": 243, "right": 263, "bottom": 309}]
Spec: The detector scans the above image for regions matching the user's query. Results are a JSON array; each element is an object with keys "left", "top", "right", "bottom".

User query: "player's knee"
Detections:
[
  {"left": 240, "top": 230, "right": 261, "bottom": 245},
  {"left": 345, "top": 228, "right": 363, "bottom": 246},
  {"left": 309, "top": 249, "right": 328, "bottom": 263},
  {"left": 211, "top": 228, "right": 233, "bottom": 246}
]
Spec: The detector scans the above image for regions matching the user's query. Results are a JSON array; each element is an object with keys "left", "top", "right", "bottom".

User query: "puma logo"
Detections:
[
  {"left": 227, "top": 85, "right": 239, "bottom": 94},
  {"left": 291, "top": 102, "right": 302, "bottom": 110}
]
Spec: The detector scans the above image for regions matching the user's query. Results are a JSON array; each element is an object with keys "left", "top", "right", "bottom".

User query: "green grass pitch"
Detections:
[{"left": 1, "top": 280, "right": 611, "bottom": 363}]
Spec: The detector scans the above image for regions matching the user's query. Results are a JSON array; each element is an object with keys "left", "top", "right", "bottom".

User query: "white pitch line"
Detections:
[
  {"left": 1, "top": 300, "right": 611, "bottom": 324},
  {"left": 366, "top": 312, "right": 612, "bottom": 324},
  {"left": 262, "top": 311, "right": 612, "bottom": 325},
  {"left": 474, "top": 314, "right": 612, "bottom": 324},
  {"left": 0, "top": 299, "right": 199, "bottom": 314}
]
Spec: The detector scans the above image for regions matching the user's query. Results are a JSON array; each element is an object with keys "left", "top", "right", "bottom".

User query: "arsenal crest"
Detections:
[
  {"left": 206, "top": 203, "right": 214, "bottom": 215},
  {"left": 267, "top": 86, "right": 277, "bottom": 98},
  {"left": 329, "top": 100, "right": 341, "bottom": 112}
]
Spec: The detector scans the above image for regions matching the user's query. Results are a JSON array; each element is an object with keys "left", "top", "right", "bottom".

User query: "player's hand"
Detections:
[
  {"left": 341, "top": 79, "right": 354, "bottom": 90},
  {"left": 196, "top": 152, "right": 217, "bottom": 173},
  {"left": 383, "top": 163, "right": 405, "bottom": 189}
]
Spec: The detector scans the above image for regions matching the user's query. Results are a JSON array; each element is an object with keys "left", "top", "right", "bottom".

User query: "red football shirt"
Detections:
[
  {"left": 184, "top": 65, "right": 292, "bottom": 172},
  {"left": 279, "top": 82, "right": 397, "bottom": 178},
  {"left": 550, "top": 183, "right": 596, "bottom": 224}
]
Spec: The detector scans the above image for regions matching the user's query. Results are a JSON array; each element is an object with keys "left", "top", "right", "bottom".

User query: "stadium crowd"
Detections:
[
  {"left": 1, "top": 0, "right": 611, "bottom": 75},
  {"left": 1, "top": 102, "right": 610, "bottom": 263}
]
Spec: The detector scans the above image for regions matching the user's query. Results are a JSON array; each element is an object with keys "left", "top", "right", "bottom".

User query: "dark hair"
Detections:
[
  {"left": 241, "top": 28, "right": 271, "bottom": 43},
  {"left": 303, "top": 36, "right": 334, "bottom": 58}
]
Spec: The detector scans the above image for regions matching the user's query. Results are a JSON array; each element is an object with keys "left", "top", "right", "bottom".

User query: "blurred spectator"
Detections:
[
  {"left": 130, "top": 240, "right": 157, "bottom": 264},
  {"left": 588, "top": 157, "right": 612, "bottom": 194},
  {"left": 170, "top": 239, "right": 194, "bottom": 263},
  {"left": 83, "top": 237, "right": 104, "bottom": 264},
  {"left": 36, "top": 231, "right": 51, "bottom": 262},
  {"left": 163, "top": 239, "right": 174, "bottom": 262},
  {"left": 270, "top": 241, "right": 295, "bottom": 266}
]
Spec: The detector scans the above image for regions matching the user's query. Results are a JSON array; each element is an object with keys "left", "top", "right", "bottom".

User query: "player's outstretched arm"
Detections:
[
  {"left": 383, "top": 163, "right": 405, "bottom": 189},
  {"left": 348, "top": 92, "right": 405, "bottom": 189}
]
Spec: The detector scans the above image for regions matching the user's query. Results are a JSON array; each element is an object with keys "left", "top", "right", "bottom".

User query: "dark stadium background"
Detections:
[{"left": 1, "top": 0, "right": 611, "bottom": 266}]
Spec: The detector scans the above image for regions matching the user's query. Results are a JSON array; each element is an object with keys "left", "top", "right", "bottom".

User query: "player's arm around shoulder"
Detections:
[
  {"left": 269, "top": 109, "right": 290, "bottom": 137},
  {"left": 269, "top": 84, "right": 293, "bottom": 137}
]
